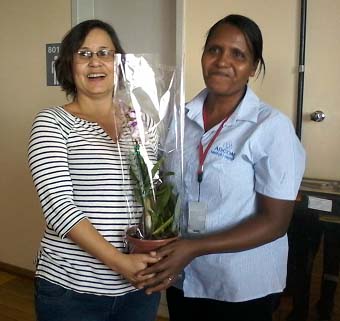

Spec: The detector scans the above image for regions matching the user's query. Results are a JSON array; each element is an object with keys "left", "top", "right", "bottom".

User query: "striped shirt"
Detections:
[{"left": 28, "top": 106, "right": 157, "bottom": 296}]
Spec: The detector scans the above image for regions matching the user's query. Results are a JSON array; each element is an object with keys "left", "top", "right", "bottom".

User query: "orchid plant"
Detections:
[
  {"left": 121, "top": 101, "right": 180, "bottom": 240},
  {"left": 114, "top": 54, "right": 182, "bottom": 241}
]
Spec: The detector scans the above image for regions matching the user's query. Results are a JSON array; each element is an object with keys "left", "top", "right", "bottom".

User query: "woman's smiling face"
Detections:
[
  {"left": 201, "top": 23, "right": 258, "bottom": 97},
  {"left": 72, "top": 28, "right": 116, "bottom": 99}
]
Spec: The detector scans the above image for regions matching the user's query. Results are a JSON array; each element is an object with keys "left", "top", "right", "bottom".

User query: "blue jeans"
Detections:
[{"left": 35, "top": 278, "right": 160, "bottom": 321}]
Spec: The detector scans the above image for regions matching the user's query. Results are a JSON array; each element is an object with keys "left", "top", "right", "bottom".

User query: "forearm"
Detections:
[
  {"left": 190, "top": 214, "right": 284, "bottom": 257},
  {"left": 66, "top": 218, "right": 123, "bottom": 271},
  {"left": 67, "top": 219, "right": 161, "bottom": 285},
  {"left": 190, "top": 197, "right": 295, "bottom": 257}
]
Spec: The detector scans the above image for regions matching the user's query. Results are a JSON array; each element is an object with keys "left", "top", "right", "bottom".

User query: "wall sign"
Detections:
[{"left": 46, "top": 43, "right": 61, "bottom": 86}]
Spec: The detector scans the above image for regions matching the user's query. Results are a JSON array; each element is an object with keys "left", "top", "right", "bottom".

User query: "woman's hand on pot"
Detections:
[
  {"left": 135, "top": 239, "right": 197, "bottom": 294},
  {"left": 112, "top": 252, "right": 159, "bottom": 286}
]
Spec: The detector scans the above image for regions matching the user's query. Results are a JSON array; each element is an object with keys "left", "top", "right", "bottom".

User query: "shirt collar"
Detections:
[{"left": 186, "top": 86, "right": 261, "bottom": 127}]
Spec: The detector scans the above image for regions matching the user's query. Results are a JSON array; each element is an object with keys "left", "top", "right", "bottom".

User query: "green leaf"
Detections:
[
  {"left": 152, "top": 216, "right": 174, "bottom": 236},
  {"left": 171, "top": 195, "right": 181, "bottom": 234},
  {"left": 155, "top": 184, "right": 172, "bottom": 212},
  {"left": 162, "top": 171, "right": 175, "bottom": 177},
  {"left": 151, "top": 157, "right": 165, "bottom": 178}
]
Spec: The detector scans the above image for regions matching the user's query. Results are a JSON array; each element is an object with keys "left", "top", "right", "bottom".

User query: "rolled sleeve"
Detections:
[{"left": 253, "top": 113, "right": 305, "bottom": 200}]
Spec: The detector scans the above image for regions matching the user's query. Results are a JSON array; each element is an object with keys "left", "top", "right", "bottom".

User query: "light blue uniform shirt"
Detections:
[{"left": 167, "top": 86, "right": 305, "bottom": 302}]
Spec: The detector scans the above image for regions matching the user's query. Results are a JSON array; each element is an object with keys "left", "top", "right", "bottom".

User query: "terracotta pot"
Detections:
[{"left": 125, "top": 227, "right": 178, "bottom": 253}]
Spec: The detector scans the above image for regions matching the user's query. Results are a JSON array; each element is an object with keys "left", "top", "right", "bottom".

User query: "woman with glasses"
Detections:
[
  {"left": 138, "top": 14, "right": 306, "bottom": 321},
  {"left": 28, "top": 19, "right": 160, "bottom": 321}
]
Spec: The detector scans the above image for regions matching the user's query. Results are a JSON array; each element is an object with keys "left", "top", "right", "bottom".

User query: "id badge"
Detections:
[{"left": 188, "top": 201, "right": 207, "bottom": 234}]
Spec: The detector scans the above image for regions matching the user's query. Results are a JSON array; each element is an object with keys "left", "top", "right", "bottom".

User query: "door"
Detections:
[{"left": 302, "top": 0, "right": 340, "bottom": 181}]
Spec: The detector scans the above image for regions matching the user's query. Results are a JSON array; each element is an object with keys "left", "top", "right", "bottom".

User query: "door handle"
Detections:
[{"left": 310, "top": 110, "right": 325, "bottom": 122}]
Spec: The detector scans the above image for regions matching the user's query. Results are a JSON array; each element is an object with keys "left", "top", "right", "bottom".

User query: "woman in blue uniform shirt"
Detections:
[{"left": 138, "top": 14, "right": 305, "bottom": 321}]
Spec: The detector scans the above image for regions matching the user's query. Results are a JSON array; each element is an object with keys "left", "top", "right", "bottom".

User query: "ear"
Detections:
[{"left": 250, "top": 60, "right": 259, "bottom": 77}]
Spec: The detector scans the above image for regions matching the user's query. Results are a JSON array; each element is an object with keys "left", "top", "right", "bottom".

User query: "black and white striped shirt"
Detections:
[{"left": 28, "top": 106, "right": 157, "bottom": 296}]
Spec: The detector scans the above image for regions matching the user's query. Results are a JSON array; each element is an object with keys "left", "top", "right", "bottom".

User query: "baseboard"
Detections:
[{"left": 0, "top": 261, "right": 35, "bottom": 279}]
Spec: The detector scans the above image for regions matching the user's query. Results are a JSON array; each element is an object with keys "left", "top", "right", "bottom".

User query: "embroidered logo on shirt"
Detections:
[{"left": 211, "top": 142, "right": 235, "bottom": 160}]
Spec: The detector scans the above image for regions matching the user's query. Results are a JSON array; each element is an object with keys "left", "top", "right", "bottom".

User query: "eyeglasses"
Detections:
[{"left": 75, "top": 49, "right": 115, "bottom": 62}]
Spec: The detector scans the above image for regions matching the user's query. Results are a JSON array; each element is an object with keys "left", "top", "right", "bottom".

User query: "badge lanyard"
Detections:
[{"left": 197, "top": 107, "right": 229, "bottom": 201}]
